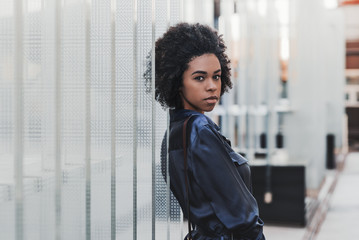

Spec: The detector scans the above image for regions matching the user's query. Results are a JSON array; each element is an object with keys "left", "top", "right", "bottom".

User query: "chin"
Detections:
[{"left": 204, "top": 106, "right": 215, "bottom": 112}]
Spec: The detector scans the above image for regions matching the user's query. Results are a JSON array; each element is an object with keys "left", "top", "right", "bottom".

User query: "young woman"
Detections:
[{"left": 151, "top": 23, "right": 265, "bottom": 240}]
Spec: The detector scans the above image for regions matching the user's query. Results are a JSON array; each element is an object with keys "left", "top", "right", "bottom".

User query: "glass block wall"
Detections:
[{"left": 0, "top": 0, "right": 182, "bottom": 239}]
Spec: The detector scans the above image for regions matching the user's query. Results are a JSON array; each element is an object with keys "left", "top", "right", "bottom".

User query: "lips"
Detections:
[
  {"left": 204, "top": 96, "right": 219, "bottom": 104},
  {"left": 204, "top": 96, "right": 219, "bottom": 100}
]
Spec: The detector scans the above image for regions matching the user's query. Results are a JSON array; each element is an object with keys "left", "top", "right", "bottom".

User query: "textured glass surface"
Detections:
[
  {"left": 154, "top": 2, "right": 170, "bottom": 239},
  {"left": 61, "top": 1, "right": 86, "bottom": 239},
  {"left": 115, "top": 0, "right": 134, "bottom": 238},
  {"left": 23, "top": 1, "right": 50, "bottom": 239},
  {"left": 154, "top": 1, "right": 184, "bottom": 239},
  {"left": 169, "top": 2, "right": 183, "bottom": 239},
  {"left": 136, "top": 0, "right": 153, "bottom": 239},
  {"left": 0, "top": 1, "right": 15, "bottom": 239},
  {"left": 0, "top": 0, "right": 182, "bottom": 239},
  {"left": 91, "top": 0, "right": 112, "bottom": 238}
]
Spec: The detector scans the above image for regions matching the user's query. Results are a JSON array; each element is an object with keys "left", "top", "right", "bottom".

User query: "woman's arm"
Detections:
[{"left": 190, "top": 125, "right": 260, "bottom": 233}]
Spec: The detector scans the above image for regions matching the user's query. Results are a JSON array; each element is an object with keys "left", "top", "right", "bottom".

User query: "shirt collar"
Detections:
[{"left": 170, "top": 109, "right": 220, "bottom": 131}]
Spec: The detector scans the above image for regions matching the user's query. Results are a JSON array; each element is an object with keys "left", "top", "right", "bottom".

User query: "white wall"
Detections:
[{"left": 284, "top": 0, "right": 345, "bottom": 189}]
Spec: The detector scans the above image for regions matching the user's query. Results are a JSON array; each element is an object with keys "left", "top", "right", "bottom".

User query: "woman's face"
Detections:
[{"left": 180, "top": 53, "right": 222, "bottom": 114}]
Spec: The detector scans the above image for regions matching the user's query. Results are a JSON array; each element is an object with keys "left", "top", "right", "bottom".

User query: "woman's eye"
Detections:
[
  {"left": 194, "top": 76, "right": 205, "bottom": 81},
  {"left": 213, "top": 75, "right": 221, "bottom": 80}
]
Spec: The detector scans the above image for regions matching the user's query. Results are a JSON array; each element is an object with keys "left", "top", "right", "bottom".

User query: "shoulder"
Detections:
[
  {"left": 188, "top": 114, "right": 215, "bottom": 132},
  {"left": 190, "top": 114, "right": 209, "bottom": 127},
  {"left": 188, "top": 114, "right": 221, "bottom": 142}
]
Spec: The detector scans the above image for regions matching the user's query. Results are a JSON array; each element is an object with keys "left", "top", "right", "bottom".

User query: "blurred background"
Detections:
[{"left": 0, "top": 0, "right": 358, "bottom": 239}]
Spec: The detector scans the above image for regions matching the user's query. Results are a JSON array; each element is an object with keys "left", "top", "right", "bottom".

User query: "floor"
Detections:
[{"left": 263, "top": 152, "right": 359, "bottom": 240}]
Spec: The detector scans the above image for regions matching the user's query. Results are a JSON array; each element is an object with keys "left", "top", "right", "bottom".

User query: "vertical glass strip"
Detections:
[
  {"left": 151, "top": 12, "right": 157, "bottom": 240},
  {"left": 54, "top": 0, "right": 62, "bottom": 239},
  {"left": 169, "top": 1, "right": 184, "bottom": 236},
  {"left": 90, "top": 0, "right": 112, "bottom": 238},
  {"left": 165, "top": 2, "right": 170, "bottom": 239},
  {"left": 116, "top": 0, "right": 134, "bottom": 238},
  {"left": 62, "top": 1, "right": 87, "bottom": 237},
  {"left": 132, "top": 0, "right": 138, "bottom": 239},
  {"left": 23, "top": 0, "right": 45, "bottom": 238},
  {"left": 137, "top": 0, "right": 153, "bottom": 239},
  {"left": 169, "top": 0, "right": 180, "bottom": 26},
  {"left": 111, "top": 0, "right": 116, "bottom": 239},
  {"left": 166, "top": 0, "right": 170, "bottom": 28},
  {"left": 180, "top": 0, "right": 183, "bottom": 22},
  {"left": 153, "top": 1, "right": 172, "bottom": 239},
  {"left": 0, "top": 1, "right": 15, "bottom": 239},
  {"left": 39, "top": 0, "right": 57, "bottom": 237},
  {"left": 85, "top": 0, "right": 91, "bottom": 239},
  {"left": 166, "top": 111, "right": 170, "bottom": 240},
  {"left": 14, "top": 0, "right": 24, "bottom": 239}
]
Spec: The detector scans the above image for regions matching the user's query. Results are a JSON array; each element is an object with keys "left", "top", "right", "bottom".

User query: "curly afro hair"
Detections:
[{"left": 145, "top": 22, "right": 232, "bottom": 109}]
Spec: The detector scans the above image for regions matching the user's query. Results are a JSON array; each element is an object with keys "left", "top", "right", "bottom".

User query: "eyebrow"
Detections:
[{"left": 191, "top": 69, "right": 221, "bottom": 75}]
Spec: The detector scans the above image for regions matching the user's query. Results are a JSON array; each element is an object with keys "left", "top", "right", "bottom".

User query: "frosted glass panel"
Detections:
[
  {"left": 0, "top": 0, "right": 182, "bottom": 239},
  {"left": 116, "top": 0, "right": 134, "bottom": 238},
  {"left": 136, "top": 0, "right": 153, "bottom": 239},
  {"left": 154, "top": 0, "right": 170, "bottom": 239},
  {"left": 91, "top": 0, "right": 112, "bottom": 239},
  {"left": 23, "top": 1, "right": 52, "bottom": 239},
  {"left": 61, "top": 1, "right": 86, "bottom": 239},
  {"left": 0, "top": 2, "right": 15, "bottom": 239}
]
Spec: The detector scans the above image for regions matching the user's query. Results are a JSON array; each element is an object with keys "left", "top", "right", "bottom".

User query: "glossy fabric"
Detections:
[{"left": 166, "top": 109, "right": 265, "bottom": 240}]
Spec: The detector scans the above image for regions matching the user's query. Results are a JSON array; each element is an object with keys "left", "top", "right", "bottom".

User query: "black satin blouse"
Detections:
[{"left": 163, "top": 109, "right": 265, "bottom": 240}]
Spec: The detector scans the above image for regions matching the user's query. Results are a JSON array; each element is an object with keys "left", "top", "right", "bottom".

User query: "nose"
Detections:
[{"left": 206, "top": 78, "right": 218, "bottom": 92}]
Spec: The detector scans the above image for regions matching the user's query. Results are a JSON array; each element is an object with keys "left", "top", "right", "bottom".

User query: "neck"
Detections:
[{"left": 181, "top": 94, "right": 204, "bottom": 114}]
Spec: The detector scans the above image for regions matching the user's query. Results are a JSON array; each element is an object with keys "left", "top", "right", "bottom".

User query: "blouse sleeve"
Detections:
[{"left": 190, "top": 125, "right": 260, "bottom": 233}]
